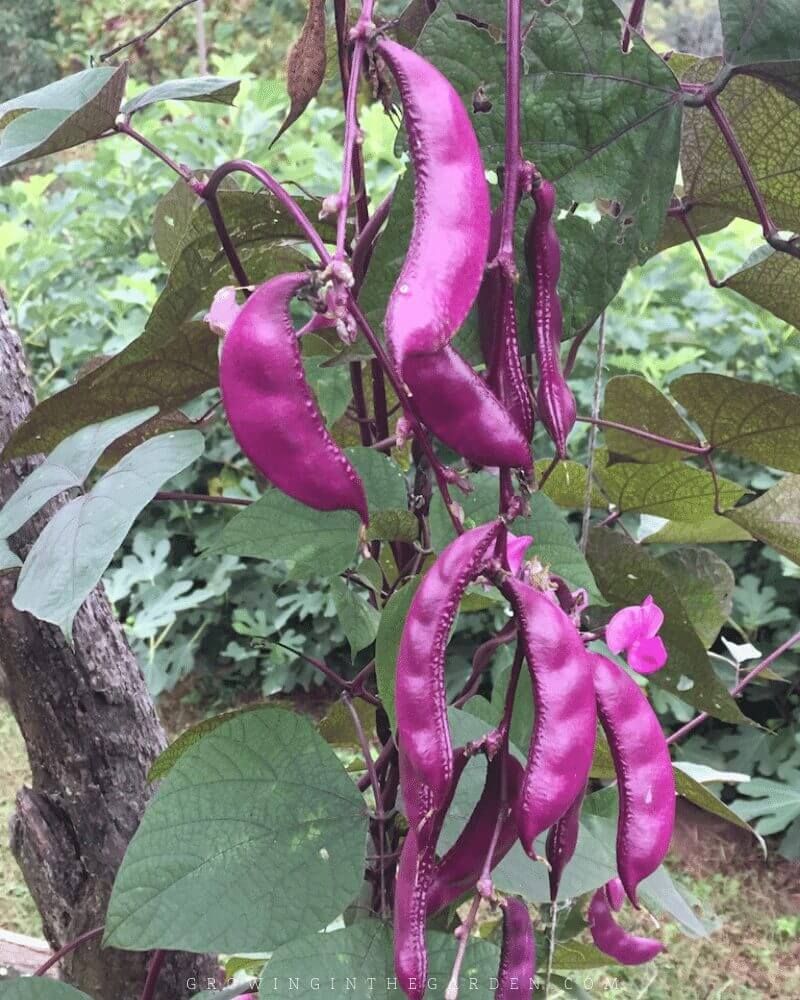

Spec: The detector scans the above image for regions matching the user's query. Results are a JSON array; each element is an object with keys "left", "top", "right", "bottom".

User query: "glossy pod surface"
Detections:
[
  {"left": 588, "top": 885, "right": 664, "bottom": 965},
  {"left": 220, "top": 273, "right": 368, "bottom": 522},
  {"left": 377, "top": 38, "right": 490, "bottom": 363},
  {"left": 504, "top": 577, "right": 596, "bottom": 856},
  {"left": 545, "top": 786, "right": 584, "bottom": 901},
  {"left": 496, "top": 897, "right": 535, "bottom": 999},
  {"left": 589, "top": 652, "right": 676, "bottom": 906},
  {"left": 396, "top": 522, "right": 503, "bottom": 802}
]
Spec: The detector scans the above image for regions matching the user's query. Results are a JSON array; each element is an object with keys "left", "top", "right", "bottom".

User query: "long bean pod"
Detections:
[
  {"left": 588, "top": 884, "right": 664, "bottom": 965},
  {"left": 495, "top": 897, "right": 535, "bottom": 999}
]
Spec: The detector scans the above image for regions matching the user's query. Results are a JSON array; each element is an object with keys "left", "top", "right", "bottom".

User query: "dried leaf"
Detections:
[{"left": 270, "top": 0, "right": 327, "bottom": 148}]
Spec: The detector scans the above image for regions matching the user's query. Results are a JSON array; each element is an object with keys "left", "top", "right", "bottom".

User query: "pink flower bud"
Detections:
[
  {"left": 605, "top": 595, "right": 668, "bottom": 675},
  {"left": 205, "top": 286, "right": 242, "bottom": 338}
]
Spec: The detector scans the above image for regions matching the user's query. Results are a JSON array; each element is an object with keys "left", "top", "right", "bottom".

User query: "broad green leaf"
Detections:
[
  {"left": 586, "top": 528, "right": 746, "bottom": 722},
  {"left": 657, "top": 547, "right": 734, "bottom": 648},
  {"left": 210, "top": 491, "right": 360, "bottom": 578},
  {"left": 318, "top": 699, "right": 376, "bottom": 748},
  {"left": 679, "top": 56, "right": 800, "bottom": 233},
  {"left": 726, "top": 475, "right": 800, "bottom": 565},
  {"left": 602, "top": 375, "right": 701, "bottom": 463},
  {"left": 3, "top": 321, "right": 218, "bottom": 461},
  {"left": 655, "top": 205, "right": 735, "bottom": 255},
  {"left": 642, "top": 515, "right": 753, "bottom": 545},
  {"left": 148, "top": 705, "right": 263, "bottom": 781},
  {"left": 596, "top": 461, "right": 745, "bottom": 520},
  {"left": 428, "top": 471, "right": 500, "bottom": 551},
  {"left": 727, "top": 243, "right": 800, "bottom": 332},
  {"left": 0, "top": 408, "right": 156, "bottom": 539},
  {"left": 0, "top": 65, "right": 127, "bottom": 167},
  {"left": 13, "top": 430, "right": 204, "bottom": 638},
  {"left": 259, "top": 922, "right": 500, "bottom": 998},
  {"left": 330, "top": 577, "right": 381, "bottom": 659},
  {"left": 673, "top": 764, "right": 762, "bottom": 839},
  {"left": 0, "top": 983, "right": 92, "bottom": 999},
  {"left": 670, "top": 373, "right": 800, "bottom": 473},
  {"left": 418, "top": 0, "right": 682, "bottom": 260},
  {"left": 551, "top": 940, "right": 612, "bottom": 971},
  {"left": 366, "top": 509, "right": 419, "bottom": 543},
  {"left": 0, "top": 538, "right": 21, "bottom": 571},
  {"left": 516, "top": 493, "right": 601, "bottom": 601},
  {"left": 534, "top": 459, "right": 606, "bottom": 509},
  {"left": 720, "top": 0, "right": 800, "bottom": 68},
  {"left": 122, "top": 77, "right": 240, "bottom": 115},
  {"left": 303, "top": 343, "right": 352, "bottom": 427},
  {"left": 732, "top": 771, "right": 800, "bottom": 836},
  {"left": 375, "top": 576, "right": 422, "bottom": 730},
  {"left": 105, "top": 708, "right": 367, "bottom": 952},
  {"left": 345, "top": 447, "right": 409, "bottom": 513}
]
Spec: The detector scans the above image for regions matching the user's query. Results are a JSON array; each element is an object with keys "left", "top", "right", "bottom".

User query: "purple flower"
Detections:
[
  {"left": 606, "top": 595, "right": 667, "bottom": 675},
  {"left": 507, "top": 532, "right": 533, "bottom": 576}
]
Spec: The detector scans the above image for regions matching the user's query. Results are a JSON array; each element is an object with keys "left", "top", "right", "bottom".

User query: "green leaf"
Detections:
[
  {"left": 641, "top": 515, "right": 753, "bottom": 545},
  {"left": 727, "top": 244, "right": 800, "bottom": 332},
  {"left": 418, "top": 0, "right": 682, "bottom": 260},
  {"left": 375, "top": 576, "right": 422, "bottom": 731},
  {"left": 602, "top": 375, "right": 701, "bottom": 463},
  {"left": 657, "top": 547, "right": 735, "bottom": 648},
  {"left": 732, "top": 771, "right": 800, "bottom": 836},
  {"left": 428, "top": 471, "right": 500, "bottom": 551},
  {"left": 148, "top": 705, "right": 263, "bottom": 781},
  {"left": 331, "top": 577, "right": 381, "bottom": 659},
  {"left": 654, "top": 205, "right": 735, "bottom": 255},
  {"left": 122, "top": 77, "right": 240, "bottom": 115},
  {"left": 0, "top": 65, "right": 127, "bottom": 167},
  {"left": 720, "top": 0, "right": 800, "bottom": 68},
  {"left": 304, "top": 351, "right": 352, "bottom": 427},
  {"left": 105, "top": 708, "right": 368, "bottom": 953},
  {"left": 679, "top": 56, "right": 800, "bottom": 233},
  {"left": 259, "top": 922, "right": 500, "bottom": 997},
  {"left": 0, "top": 983, "right": 92, "bottom": 999},
  {"left": 534, "top": 459, "right": 606, "bottom": 510},
  {"left": 12, "top": 430, "right": 204, "bottom": 639},
  {"left": 596, "top": 462, "right": 745, "bottom": 520},
  {"left": 3, "top": 321, "right": 218, "bottom": 461},
  {"left": 345, "top": 447, "right": 409, "bottom": 513},
  {"left": 551, "top": 940, "right": 613, "bottom": 971},
  {"left": 0, "top": 537, "right": 21, "bottom": 571},
  {"left": 210, "top": 491, "right": 360, "bottom": 578},
  {"left": 318, "top": 699, "right": 376, "bottom": 748},
  {"left": 366, "top": 509, "right": 419, "bottom": 543},
  {"left": 0, "top": 408, "right": 156, "bottom": 539},
  {"left": 670, "top": 373, "right": 800, "bottom": 473},
  {"left": 516, "top": 493, "right": 602, "bottom": 601},
  {"left": 726, "top": 475, "right": 800, "bottom": 565},
  {"left": 673, "top": 764, "right": 762, "bottom": 839},
  {"left": 586, "top": 528, "right": 746, "bottom": 722}
]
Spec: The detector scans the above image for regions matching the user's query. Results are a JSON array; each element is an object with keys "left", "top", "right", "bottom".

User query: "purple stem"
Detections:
[
  {"left": 115, "top": 120, "right": 194, "bottom": 181},
  {"left": 621, "top": 0, "right": 646, "bottom": 52},
  {"left": 668, "top": 630, "right": 800, "bottom": 745},
  {"left": 497, "top": 0, "right": 523, "bottom": 272},
  {"left": 679, "top": 210, "right": 727, "bottom": 289},
  {"left": 563, "top": 323, "right": 592, "bottom": 378},
  {"left": 204, "top": 193, "right": 251, "bottom": 288},
  {"left": 140, "top": 949, "right": 167, "bottom": 1000},
  {"left": 34, "top": 926, "right": 104, "bottom": 977},
  {"left": 577, "top": 414, "right": 712, "bottom": 455}
]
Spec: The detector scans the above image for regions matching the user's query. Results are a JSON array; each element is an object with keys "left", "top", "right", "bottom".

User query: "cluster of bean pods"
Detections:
[{"left": 213, "top": 15, "right": 676, "bottom": 998}]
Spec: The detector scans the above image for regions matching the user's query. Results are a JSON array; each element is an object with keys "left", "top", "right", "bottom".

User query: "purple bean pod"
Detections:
[
  {"left": 397, "top": 522, "right": 503, "bottom": 803},
  {"left": 495, "top": 897, "right": 535, "bottom": 999},
  {"left": 219, "top": 273, "right": 368, "bottom": 522},
  {"left": 544, "top": 785, "right": 584, "bottom": 902},
  {"left": 376, "top": 38, "right": 490, "bottom": 362},
  {"left": 524, "top": 178, "right": 576, "bottom": 458},
  {"left": 605, "top": 876, "right": 626, "bottom": 912},
  {"left": 588, "top": 884, "right": 664, "bottom": 965},
  {"left": 426, "top": 749, "right": 523, "bottom": 915},
  {"left": 504, "top": 576, "right": 596, "bottom": 857},
  {"left": 588, "top": 652, "right": 676, "bottom": 906},
  {"left": 400, "top": 347, "right": 533, "bottom": 470},
  {"left": 477, "top": 208, "right": 534, "bottom": 440}
]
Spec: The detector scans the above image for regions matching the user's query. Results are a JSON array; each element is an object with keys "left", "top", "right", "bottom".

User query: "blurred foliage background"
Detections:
[{"left": 0, "top": 0, "right": 798, "bottom": 868}]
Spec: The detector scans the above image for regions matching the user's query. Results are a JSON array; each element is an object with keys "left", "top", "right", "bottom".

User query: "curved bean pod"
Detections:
[
  {"left": 401, "top": 348, "right": 533, "bottom": 470},
  {"left": 589, "top": 652, "right": 676, "bottom": 906},
  {"left": 524, "top": 179, "right": 576, "bottom": 458},
  {"left": 478, "top": 208, "right": 534, "bottom": 440},
  {"left": 397, "top": 522, "right": 503, "bottom": 802},
  {"left": 504, "top": 576, "right": 596, "bottom": 857},
  {"left": 394, "top": 824, "right": 435, "bottom": 1000},
  {"left": 496, "top": 897, "right": 535, "bottom": 999},
  {"left": 544, "top": 786, "right": 584, "bottom": 902},
  {"left": 605, "top": 875, "right": 626, "bottom": 913},
  {"left": 376, "top": 38, "right": 490, "bottom": 362},
  {"left": 427, "top": 749, "right": 523, "bottom": 915},
  {"left": 588, "top": 885, "right": 664, "bottom": 965},
  {"left": 220, "top": 273, "right": 368, "bottom": 522}
]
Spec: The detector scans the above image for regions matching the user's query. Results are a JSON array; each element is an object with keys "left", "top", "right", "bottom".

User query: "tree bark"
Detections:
[{"left": 0, "top": 288, "right": 217, "bottom": 997}]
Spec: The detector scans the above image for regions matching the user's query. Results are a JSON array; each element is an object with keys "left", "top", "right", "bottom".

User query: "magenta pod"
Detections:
[
  {"left": 504, "top": 577, "right": 596, "bottom": 857},
  {"left": 220, "top": 273, "right": 368, "bottom": 522},
  {"left": 605, "top": 876, "right": 626, "bottom": 912},
  {"left": 545, "top": 786, "right": 584, "bottom": 901},
  {"left": 588, "top": 884, "right": 664, "bottom": 965},
  {"left": 401, "top": 348, "right": 533, "bottom": 470},
  {"left": 394, "top": 824, "right": 435, "bottom": 1000},
  {"left": 496, "top": 897, "right": 535, "bottom": 999},
  {"left": 524, "top": 178, "right": 576, "bottom": 458},
  {"left": 376, "top": 38, "right": 490, "bottom": 362},
  {"left": 396, "top": 522, "right": 503, "bottom": 803},
  {"left": 427, "top": 749, "right": 523, "bottom": 915},
  {"left": 478, "top": 207, "right": 534, "bottom": 440},
  {"left": 588, "top": 653, "right": 676, "bottom": 906}
]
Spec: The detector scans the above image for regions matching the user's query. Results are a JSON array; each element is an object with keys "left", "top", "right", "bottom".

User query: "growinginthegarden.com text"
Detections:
[{"left": 187, "top": 975, "right": 625, "bottom": 993}]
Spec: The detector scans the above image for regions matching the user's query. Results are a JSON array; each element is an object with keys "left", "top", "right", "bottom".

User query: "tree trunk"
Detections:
[{"left": 0, "top": 288, "right": 217, "bottom": 997}]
